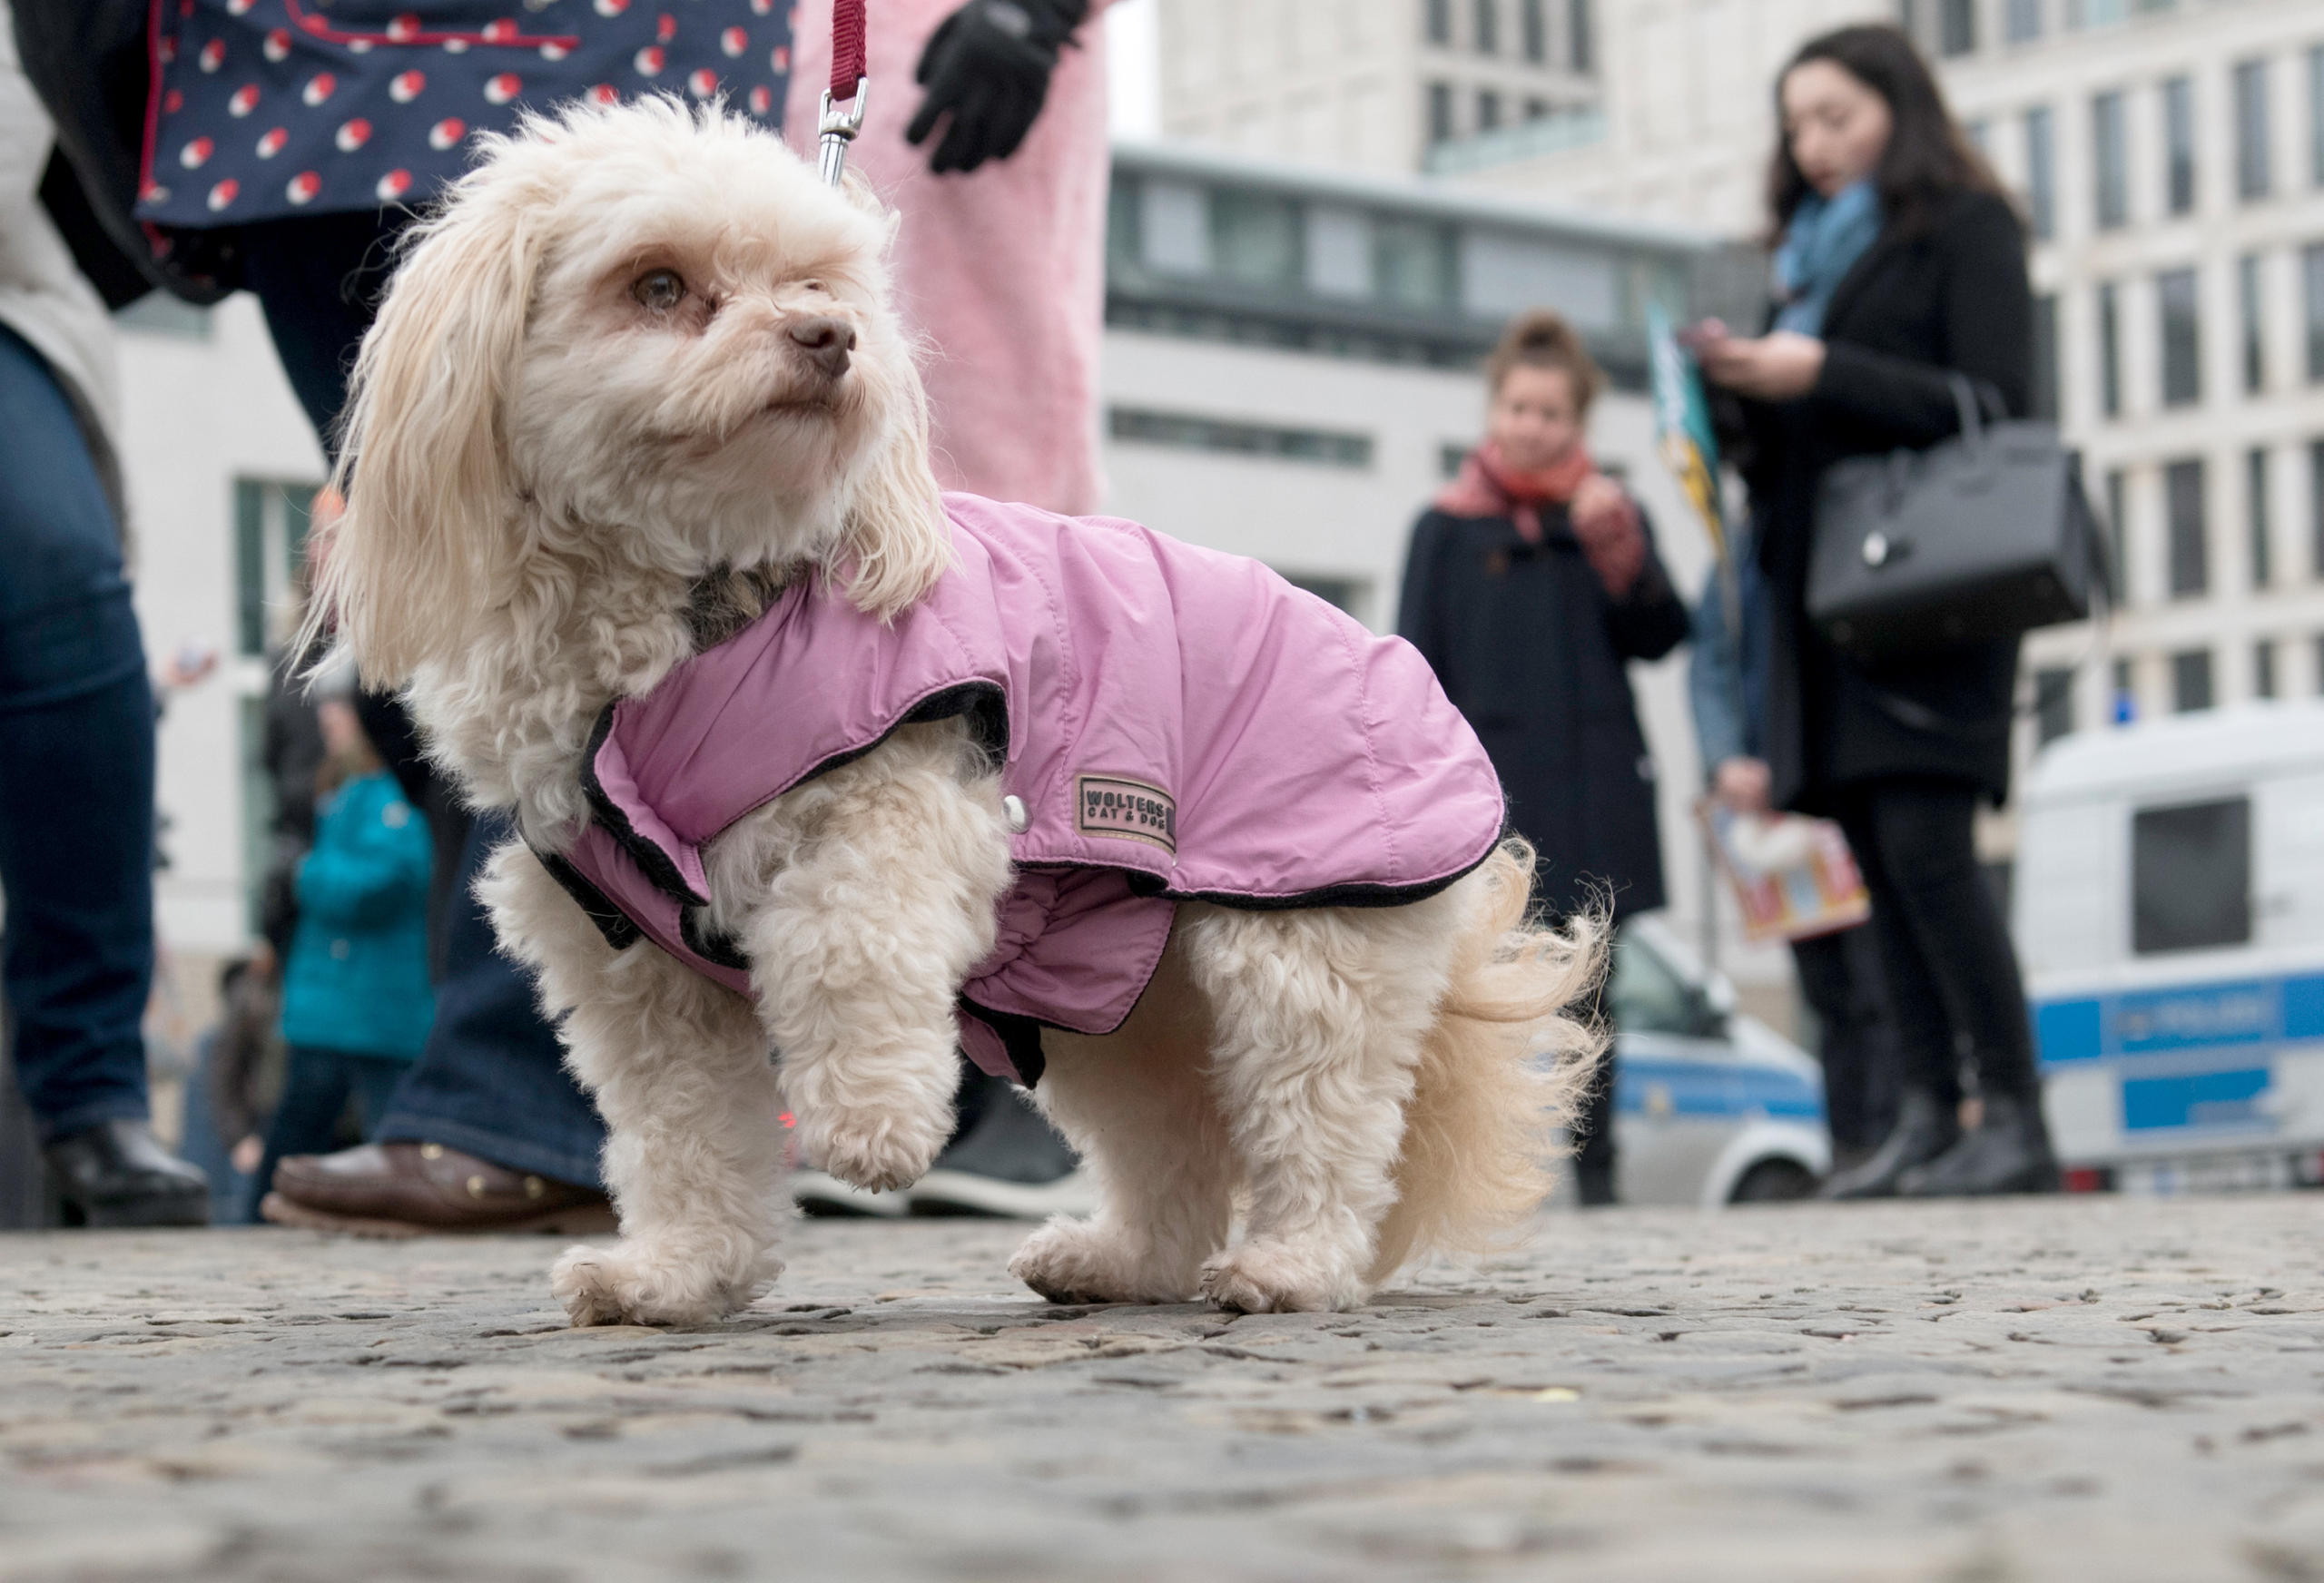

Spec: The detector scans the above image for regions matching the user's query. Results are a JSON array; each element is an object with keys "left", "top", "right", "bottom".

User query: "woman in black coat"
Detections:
[
  {"left": 1690, "top": 24, "right": 2054, "bottom": 1196},
  {"left": 1399, "top": 311, "right": 1690, "bottom": 1205}
]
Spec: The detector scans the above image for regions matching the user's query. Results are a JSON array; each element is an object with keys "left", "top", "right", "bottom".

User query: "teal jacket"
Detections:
[{"left": 279, "top": 771, "right": 435, "bottom": 1059}]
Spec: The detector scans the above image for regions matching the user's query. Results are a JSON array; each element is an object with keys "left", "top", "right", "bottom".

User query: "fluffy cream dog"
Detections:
[{"left": 317, "top": 98, "right": 1603, "bottom": 1327}]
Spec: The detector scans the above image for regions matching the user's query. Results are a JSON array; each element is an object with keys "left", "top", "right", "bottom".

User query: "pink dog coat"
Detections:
[{"left": 544, "top": 494, "right": 1507, "bottom": 1084}]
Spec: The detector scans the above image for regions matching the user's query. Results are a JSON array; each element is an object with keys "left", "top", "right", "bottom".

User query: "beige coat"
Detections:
[{"left": 0, "top": 2, "right": 123, "bottom": 524}]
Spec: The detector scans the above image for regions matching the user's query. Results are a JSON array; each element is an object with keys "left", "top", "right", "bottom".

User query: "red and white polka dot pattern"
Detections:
[{"left": 140, "top": 0, "right": 787, "bottom": 225}]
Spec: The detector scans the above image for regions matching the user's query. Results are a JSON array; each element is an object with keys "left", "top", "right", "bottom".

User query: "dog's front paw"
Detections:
[
  {"left": 1009, "top": 1218, "right": 1193, "bottom": 1305},
  {"left": 551, "top": 1239, "right": 781, "bottom": 1327},
  {"left": 797, "top": 1103, "right": 950, "bottom": 1195},
  {"left": 1198, "top": 1239, "right": 1363, "bottom": 1314}
]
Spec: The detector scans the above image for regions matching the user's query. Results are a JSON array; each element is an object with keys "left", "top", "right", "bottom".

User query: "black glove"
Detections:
[{"left": 905, "top": 0, "right": 1090, "bottom": 175}]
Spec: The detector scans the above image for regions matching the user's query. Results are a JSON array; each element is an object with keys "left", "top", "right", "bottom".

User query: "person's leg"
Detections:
[
  {"left": 368, "top": 811, "right": 607, "bottom": 1186},
  {"left": 1819, "top": 784, "right": 1966, "bottom": 1198},
  {"left": 248, "top": 1047, "right": 356, "bottom": 1223},
  {"left": 238, "top": 209, "right": 410, "bottom": 442},
  {"left": 347, "top": 1056, "right": 410, "bottom": 1139},
  {"left": 1840, "top": 919, "right": 1903, "bottom": 1147},
  {"left": 1849, "top": 781, "right": 2054, "bottom": 1195},
  {"left": 1790, "top": 927, "right": 1881, "bottom": 1156},
  {"left": 0, "top": 325, "right": 207, "bottom": 1224}
]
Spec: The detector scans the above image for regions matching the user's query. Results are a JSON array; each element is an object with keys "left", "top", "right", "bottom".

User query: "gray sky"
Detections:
[{"left": 1105, "top": 0, "right": 1162, "bottom": 139}]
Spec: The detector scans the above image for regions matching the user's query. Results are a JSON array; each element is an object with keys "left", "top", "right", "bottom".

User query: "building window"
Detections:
[
  {"left": 1474, "top": 0, "right": 1499, "bottom": 54},
  {"left": 1521, "top": 0, "right": 1546, "bottom": 63},
  {"left": 2255, "top": 640, "right": 2278, "bottom": 699},
  {"left": 2112, "top": 656, "right": 2135, "bottom": 722},
  {"left": 1938, "top": 0, "right": 1975, "bottom": 56},
  {"left": 2250, "top": 447, "right": 2272, "bottom": 588},
  {"left": 2234, "top": 58, "right": 2271, "bottom": 202},
  {"left": 1567, "top": 0, "right": 1592, "bottom": 73},
  {"left": 2133, "top": 797, "right": 2250, "bottom": 952},
  {"left": 2162, "top": 76, "right": 2195, "bottom": 215},
  {"left": 2034, "top": 665, "right": 2075, "bottom": 745},
  {"left": 2093, "top": 90, "right": 2128, "bottom": 231},
  {"left": 2098, "top": 280, "right": 2122, "bottom": 416},
  {"left": 2104, "top": 467, "right": 2128, "bottom": 602},
  {"left": 2158, "top": 267, "right": 2201, "bottom": 408},
  {"left": 2311, "top": 440, "right": 2324, "bottom": 577},
  {"left": 1108, "top": 408, "right": 1374, "bottom": 469},
  {"left": 2309, "top": 44, "right": 2324, "bottom": 187},
  {"left": 2031, "top": 294, "right": 2059, "bottom": 420},
  {"left": 1477, "top": 89, "right": 1502, "bottom": 132},
  {"left": 1524, "top": 96, "right": 1550, "bottom": 122},
  {"left": 1210, "top": 190, "right": 1303, "bottom": 290},
  {"left": 2306, "top": 242, "right": 2324, "bottom": 381},
  {"left": 2006, "top": 0, "right": 2043, "bottom": 43},
  {"left": 2170, "top": 649, "right": 2215, "bottom": 713},
  {"left": 233, "top": 479, "right": 318, "bottom": 658},
  {"left": 2024, "top": 106, "right": 2056, "bottom": 239},
  {"left": 1425, "top": 0, "right": 1452, "bottom": 45},
  {"left": 2240, "top": 253, "right": 2265, "bottom": 392},
  {"left": 1427, "top": 81, "right": 1454, "bottom": 144},
  {"left": 1373, "top": 216, "right": 1457, "bottom": 309},
  {"left": 2166, "top": 457, "right": 2207, "bottom": 597}
]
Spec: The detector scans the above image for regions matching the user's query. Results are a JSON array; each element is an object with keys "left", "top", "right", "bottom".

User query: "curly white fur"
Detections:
[{"left": 320, "top": 98, "right": 1604, "bottom": 1327}]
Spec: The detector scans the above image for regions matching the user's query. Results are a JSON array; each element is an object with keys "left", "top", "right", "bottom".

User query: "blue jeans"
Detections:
[
  {"left": 248, "top": 1044, "right": 409, "bottom": 1221},
  {"left": 0, "top": 324, "right": 156, "bottom": 1142},
  {"left": 371, "top": 811, "right": 607, "bottom": 1185},
  {"left": 242, "top": 213, "right": 607, "bottom": 1189}
]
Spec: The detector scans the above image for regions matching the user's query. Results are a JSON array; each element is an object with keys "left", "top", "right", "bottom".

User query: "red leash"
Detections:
[{"left": 820, "top": 0, "right": 868, "bottom": 184}]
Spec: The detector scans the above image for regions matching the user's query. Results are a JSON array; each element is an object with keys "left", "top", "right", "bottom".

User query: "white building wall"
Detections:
[{"left": 116, "top": 298, "right": 325, "bottom": 959}]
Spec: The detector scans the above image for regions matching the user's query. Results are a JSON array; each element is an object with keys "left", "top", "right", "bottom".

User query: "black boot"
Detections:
[
  {"left": 1818, "top": 1086, "right": 1961, "bottom": 1200},
  {"left": 1896, "top": 1091, "right": 2060, "bottom": 1197},
  {"left": 44, "top": 1119, "right": 210, "bottom": 1227}
]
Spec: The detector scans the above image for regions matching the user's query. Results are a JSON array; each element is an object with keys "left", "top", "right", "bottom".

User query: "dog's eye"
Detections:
[
  {"left": 632, "top": 270, "right": 687, "bottom": 313},
  {"left": 801, "top": 279, "right": 826, "bottom": 294}
]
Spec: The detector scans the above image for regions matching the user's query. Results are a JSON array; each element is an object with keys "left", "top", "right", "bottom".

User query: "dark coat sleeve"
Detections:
[
  {"left": 1809, "top": 192, "right": 2034, "bottom": 439},
  {"left": 1395, "top": 511, "right": 1451, "bottom": 674},
  {"left": 1602, "top": 509, "right": 1691, "bottom": 664}
]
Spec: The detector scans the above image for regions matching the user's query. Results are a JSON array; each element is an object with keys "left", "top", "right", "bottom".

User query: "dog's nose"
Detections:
[{"left": 788, "top": 315, "right": 855, "bottom": 379}]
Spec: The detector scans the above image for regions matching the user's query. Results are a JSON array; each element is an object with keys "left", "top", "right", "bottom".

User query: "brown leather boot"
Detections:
[{"left": 261, "top": 1142, "right": 616, "bottom": 1236}]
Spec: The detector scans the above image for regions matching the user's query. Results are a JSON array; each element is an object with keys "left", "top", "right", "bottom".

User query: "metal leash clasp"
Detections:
[{"left": 818, "top": 78, "right": 869, "bottom": 186}]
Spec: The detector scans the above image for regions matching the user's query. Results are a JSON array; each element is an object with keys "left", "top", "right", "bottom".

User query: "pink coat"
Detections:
[
  {"left": 547, "top": 496, "right": 1508, "bottom": 1083},
  {"left": 785, "top": 1, "right": 1110, "bottom": 516}
]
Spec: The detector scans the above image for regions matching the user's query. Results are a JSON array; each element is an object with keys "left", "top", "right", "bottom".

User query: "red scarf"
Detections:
[{"left": 1433, "top": 442, "right": 1596, "bottom": 544}]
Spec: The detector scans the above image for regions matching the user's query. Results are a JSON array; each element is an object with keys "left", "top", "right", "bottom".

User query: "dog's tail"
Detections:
[{"left": 1367, "top": 839, "right": 1607, "bottom": 1283}]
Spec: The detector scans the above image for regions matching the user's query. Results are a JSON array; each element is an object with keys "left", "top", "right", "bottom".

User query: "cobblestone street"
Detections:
[{"left": 5, "top": 1196, "right": 2324, "bottom": 1582}]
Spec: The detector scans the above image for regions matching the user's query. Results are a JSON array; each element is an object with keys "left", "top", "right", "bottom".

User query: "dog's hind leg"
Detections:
[
  {"left": 480, "top": 841, "right": 790, "bottom": 1328},
  {"left": 1182, "top": 891, "right": 1468, "bottom": 1313},
  {"left": 1009, "top": 931, "right": 1234, "bottom": 1304}
]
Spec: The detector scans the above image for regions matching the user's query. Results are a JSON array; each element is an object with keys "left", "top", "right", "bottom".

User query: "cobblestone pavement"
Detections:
[{"left": 5, "top": 1196, "right": 2324, "bottom": 1582}]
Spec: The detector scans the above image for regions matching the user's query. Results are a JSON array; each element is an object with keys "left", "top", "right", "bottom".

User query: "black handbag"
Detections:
[{"left": 1807, "top": 376, "right": 2103, "bottom": 661}]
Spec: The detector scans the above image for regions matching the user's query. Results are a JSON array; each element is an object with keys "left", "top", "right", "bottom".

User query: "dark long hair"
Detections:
[{"left": 1765, "top": 24, "right": 2005, "bottom": 243}]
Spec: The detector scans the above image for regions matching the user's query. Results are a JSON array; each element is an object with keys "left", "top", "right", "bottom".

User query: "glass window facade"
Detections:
[
  {"left": 2166, "top": 457, "right": 2207, "bottom": 597},
  {"left": 2093, "top": 91, "right": 2129, "bottom": 231},
  {"left": 1521, "top": 0, "right": 1546, "bottom": 63},
  {"left": 1473, "top": 0, "right": 1498, "bottom": 54},
  {"left": 2170, "top": 649, "right": 2216, "bottom": 713},
  {"left": 2307, "top": 242, "right": 2324, "bottom": 382},
  {"left": 2032, "top": 293, "right": 2060, "bottom": 421},
  {"left": 1938, "top": 0, "right": 1975, "bottom": 56},
  {"left": 2006, "top": 0, "right": 2043, "bottom": 44},
  {"left": 2158, "top": 267, "right": 2201, "bottom": 408},
  {"left": 1426, "top": 0, "right": 1452, "bottom": 45},
  {"left": 2104, "top": 467, "right": 2128, "bottom": 602},
  {"left": 2162, "top": 76, "right": 2195, "bottom": 215},
  {"left": 2250, "top": 447, "right": 2272, "bottom": 588},
  {"left": 2024, "top": 106, "right": 2056, "bottom": 239},
  {"left": 2235, "top": 58, "right": 2272, "bottom": 201},
  {"left": 2240, "top": 253, "right": 2265, "bottom": 392},
  {"left": 2098, "top": 280, "right": 2122, "bottom": 416},
  {"left": 1568, "top": 0, "right": 1592, "bottom": 72},
  {"left": 2256, "top": 641, "right": 2277, "bottom": 699}
]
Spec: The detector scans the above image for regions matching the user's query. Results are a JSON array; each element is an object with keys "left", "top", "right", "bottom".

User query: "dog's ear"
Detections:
[
  {"left": 833, "top": 339, "right": 953, "bottom": 622},
  {"left": 314, "top": 176, "right": 547, "bottom": 684}
]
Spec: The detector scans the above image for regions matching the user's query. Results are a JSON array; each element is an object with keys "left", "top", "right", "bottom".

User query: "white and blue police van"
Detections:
[{"left": 2016, "top": 699, "right": 2324, "bottom": 1192}]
